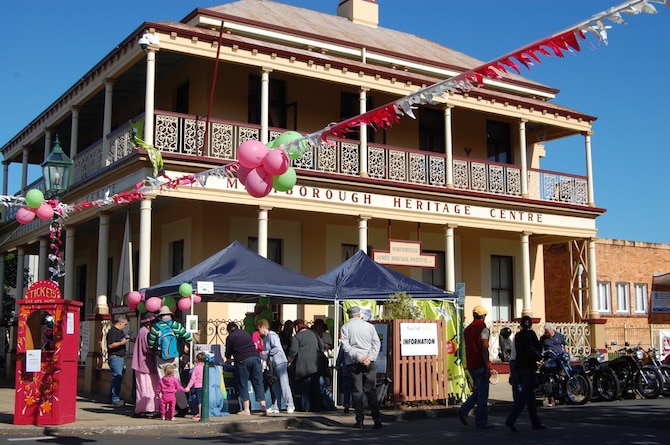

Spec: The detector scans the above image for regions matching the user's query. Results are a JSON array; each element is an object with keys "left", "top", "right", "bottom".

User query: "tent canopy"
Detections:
[
  {"left": 316, "top": 250, "right": 456, "bottom": 301},
  {"left": 143, "top": 241, "right": 335, "bottom": 303}
]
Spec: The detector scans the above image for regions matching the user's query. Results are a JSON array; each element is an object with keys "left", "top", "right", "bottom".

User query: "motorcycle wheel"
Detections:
[
  {"left": 593, "top": 368, "right": 620, "bottom": 402},
  {"left": 565, "top": 374, "right": 592, "bottom": 405},
  {"left": 658, "top": 365, "right": 670, "bottom": 397},
  {"left": 635, "top": 367, "right": 663, "bottom": 399}
]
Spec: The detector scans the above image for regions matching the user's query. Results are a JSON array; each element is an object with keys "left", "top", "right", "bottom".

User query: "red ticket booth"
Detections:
[{"left": 14, "top": 280, "right": 82, "bottom": 425}]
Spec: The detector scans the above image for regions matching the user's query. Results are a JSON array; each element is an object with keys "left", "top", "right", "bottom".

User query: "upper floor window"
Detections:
[
  {"left": 175, "top": 82, "right": 190, "bottom": 114},
  {"left": 634, "top": 283, "right": 648, "bottom": 314},
  {"left": 615, "top": 282, "right": 630, "bottom": 314},
  {"left": 170, "top": 239, "right": 184, "bottom": 277},
  {"left": 487, "top": 120, "right": 511, "bottom": 163},
  {"left": 422, "top": 250, "right": 445, "bottom": 289},
  {"left": 248, "top": 237, "right": 283, "bottom": 265},
  {"left": 341, "top": 243, "right": 372, "bottom": 261},
  {"left": 597, "top": 281, "right": 611, "bottom": 313},
  {"left": 419, "top": 108, "right": 445, "bottom": 153},
  {"left": 248, "top": 75, "right": 287, "bottom": 128},
  {"left": 340, "top": 92, "right": 375, "bottom": 143}
]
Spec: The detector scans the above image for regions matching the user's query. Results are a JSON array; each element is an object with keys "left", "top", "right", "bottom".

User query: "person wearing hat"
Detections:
[
  {"left": 132, "top": 312, "right": 160, "bottom": 417},
  {"left": 506, "top": 316, "right": 545, "bottom": 432},
  {"left": 340, "top": 306, "right": 382, "bottom": 429},
  {"left": 147, "top": 305, "right": 192, "bottom": 379},
  {"left": 457, "top": 305, "right": 493, "bottom": 429}
]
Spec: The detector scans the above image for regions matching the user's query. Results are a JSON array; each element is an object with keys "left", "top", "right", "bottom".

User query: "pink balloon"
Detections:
[
  {"left": 16, "top": 207, "right": 36, "bottom": 225},
  {"left": 35, "top": 203, "right": 54, "bottom": 221},
  {"left": 178, "top": 297, "right": 192, "bottom": 312},
  {"left": 237, "top": 140, "right": 269, "bottom": 169},
  {"left": 245, "top": 166, "right": 273, "bottom": 198},
  {"left": 128, "top": 291, "right": 142, "bottom": 305},
  {"left": 145, "top": 296, "right": 162, "bottom": 313},
  {"left": 238, "top": 165, "right": 252, "bottom": 184},
  {"left": 263, "top": 149, "right": 289, "bottom": 176},
  {"left": 193, "top": 294, "right": 202, "bottom": 304}
]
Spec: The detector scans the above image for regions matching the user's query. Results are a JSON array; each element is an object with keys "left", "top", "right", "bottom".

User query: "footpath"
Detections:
[{"left": 0, "top": 378, "right": 514, "bottom": 436}]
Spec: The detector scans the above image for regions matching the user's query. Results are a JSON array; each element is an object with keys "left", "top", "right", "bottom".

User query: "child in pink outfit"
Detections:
[
  {"left": 157, "top": 365, "right": 187, "bottom": 420},
  {"left": 185, "top": 352, "right": 206, "bottom": 420}
]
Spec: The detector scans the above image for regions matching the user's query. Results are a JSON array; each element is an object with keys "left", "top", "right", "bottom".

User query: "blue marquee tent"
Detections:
[{"left": 143, "top": 241, "right": 335, "bottom": 303}]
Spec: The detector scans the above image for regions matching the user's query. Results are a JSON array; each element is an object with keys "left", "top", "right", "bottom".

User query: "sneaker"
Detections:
[
  {"left": 111, "top": 400, "right": 125, "bottom": 407},
  {"left": 192, "top": 414, "right": 201, "bottom": 421},
  {"left": 267, "top": 407, "right": 280, "bottom": 414},
  {"left": 374, "top": 421, "right": 383, "bottom": 429},
  {"left": 169, "top": 417, "right": 174, "bottom": 421},
  {"left": 352, "top": 420, "right": 364, "bottom": 429},
  {"left": 286, "top": 406, "right": 295, "bottom": 414},
  {"left": 161, "top": 416, "right": 166, "bottom": 421}
]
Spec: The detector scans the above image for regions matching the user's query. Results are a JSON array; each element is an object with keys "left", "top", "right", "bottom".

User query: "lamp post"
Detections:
[{"left": 41, "top": 136, "right": 73, "bottom": 282}]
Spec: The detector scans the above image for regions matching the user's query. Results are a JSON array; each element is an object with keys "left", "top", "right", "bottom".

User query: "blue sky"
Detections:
[{"left": 1, "top": 0, "right": 668, "bottom": 243}]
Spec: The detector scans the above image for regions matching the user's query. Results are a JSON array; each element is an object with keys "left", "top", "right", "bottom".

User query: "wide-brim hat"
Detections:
[{"left": 157, "top": 305, "right": 174, "bottom": 317}]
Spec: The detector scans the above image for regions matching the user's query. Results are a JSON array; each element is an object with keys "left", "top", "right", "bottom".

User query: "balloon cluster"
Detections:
[
  {"left": 128, "top": 282, "right": 202, "bottom": 313},
  {"left": 236, "top": 131, "right": 303, "bottom": 198},
  {"left": 15, "top": 189, "right": 55, "bottom": 224},
  {"left": 243, "top": 296, "right": 273, "bottom": 333}
]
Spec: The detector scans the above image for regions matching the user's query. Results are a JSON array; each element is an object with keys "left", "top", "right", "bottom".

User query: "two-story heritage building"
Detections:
[{"left": 1, "top": 0, "right": 608, "bottom": 392}]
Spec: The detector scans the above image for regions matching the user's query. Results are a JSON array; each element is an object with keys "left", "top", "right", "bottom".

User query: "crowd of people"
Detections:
[{"left": 108, "top": 305, "right": 381, "bottom": 428}]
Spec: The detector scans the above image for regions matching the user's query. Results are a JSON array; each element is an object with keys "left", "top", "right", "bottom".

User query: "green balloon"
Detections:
[
  {"left": 274, "top": 131, "right": 302, "bottom": 147},
  {"left": 260, "top": 309, "right": 273, "bottom": 322},
  {"left": 179, "top": 282, "right": 193, "bottom": 297},
  {"left": 243, "top": 315, "right": 256, "bottom": 333},
  {"left": 259, "top": 296, "right": 271, "bottom": 305},
  {"left": 273, "top": 167, "right": 297, "bottom": 192},
  {"left": 267, "top": 138, "right": 278, "bottom": 149},
  {"left": 25, "top": 189, "right": 44, "bottom": 209},
  {"left": 163, "top": 295, "right": 176, "bottom": 309},
  {"left": 326, "top": 318, "right": 334, "bottom": 333},
  {"left": 137, "top": 301, "right": 147, "bottom": 314},
  {"left": 287, "top": 146, "right": 301, "bottom": 160}
]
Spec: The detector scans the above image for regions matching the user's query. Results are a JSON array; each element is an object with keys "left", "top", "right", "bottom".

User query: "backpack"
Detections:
[{"left": 155, "top": 321, "right": 179, "bottom": 360}]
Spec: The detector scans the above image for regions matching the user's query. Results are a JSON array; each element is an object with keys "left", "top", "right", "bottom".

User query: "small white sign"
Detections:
[
  {"left": 197, "top": 281, "right": 214, "bottom": 294},
  {"left": 186, "top": 315, "right": 199, "bottom": 333},
  {"left": 400, "top": 322, "right": 438, "bottom": 356},
  {"left": 26, "top": 349, "right": 42, "bottom": 372},
  {"left": 66, "top": 312, "right": 75, "bottom": 334},
  {"left": 456, "top": 282, "right": 466, "bottom": 306}
]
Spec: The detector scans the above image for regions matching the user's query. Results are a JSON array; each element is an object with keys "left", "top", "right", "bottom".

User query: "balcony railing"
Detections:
[{"left": 59, "top": 111, "right": 591, "bottom": 209}]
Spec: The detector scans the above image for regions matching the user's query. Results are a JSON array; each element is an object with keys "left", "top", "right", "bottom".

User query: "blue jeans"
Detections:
[
  {"left": 460, "top": 367, "right": 490, "bottom": 428},
  {"left": 108, "top": 355, "right": 125, "bottom": 403},
  {"left": 270, "top": 361, "right": 294, "bottom": 409},
  {"left": 236, "top": 356, "right": 264, "bottom": 402}
]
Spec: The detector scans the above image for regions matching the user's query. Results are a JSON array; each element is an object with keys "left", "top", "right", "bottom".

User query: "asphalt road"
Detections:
[{"left": 2, "top": 397, "right": 668, "bottom": 445}]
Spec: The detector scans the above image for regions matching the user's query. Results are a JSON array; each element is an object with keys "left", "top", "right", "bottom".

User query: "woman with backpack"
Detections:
[{"left": 147, "top": 306, "right": 192, "bottom": 378}]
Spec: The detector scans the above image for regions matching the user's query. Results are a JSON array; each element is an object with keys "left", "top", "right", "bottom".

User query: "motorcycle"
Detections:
[
  {"left": 535, "top": 350, "right": 592, "bottom": 405},
  {"left": 608, "top": 343, "right": 663, "bottom": 399},
  {"left": 581, "top": 350, "right": 620, "bottom": 402},
  {"left": 644, "top": 347, "right": 670, "bottom": 397}
]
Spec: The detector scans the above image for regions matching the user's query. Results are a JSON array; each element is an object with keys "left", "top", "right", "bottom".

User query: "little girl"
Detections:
[
  {"left": 156, "top": 365, "right": 187, "bottom": 420},
  {"left": 185, "top": 352, "right": 206, "bottom": 420}
]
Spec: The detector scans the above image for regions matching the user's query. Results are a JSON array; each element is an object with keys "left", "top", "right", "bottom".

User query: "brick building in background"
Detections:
[{"left": 544, "top": 239, "right": 670, "bottom": 351}]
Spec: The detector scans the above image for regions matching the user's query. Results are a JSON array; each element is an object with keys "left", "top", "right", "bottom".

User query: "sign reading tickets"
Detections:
[
  {"left": 400, "top": 322, "right": 438, "bottom": 356},
  {"left": 23, "top": 280, "right": 61, "bottom": 301}
]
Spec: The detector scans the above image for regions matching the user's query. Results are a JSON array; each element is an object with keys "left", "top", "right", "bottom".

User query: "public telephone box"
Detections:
[{"left": 14, "top": 280, "right": 82, "bottom": 425}]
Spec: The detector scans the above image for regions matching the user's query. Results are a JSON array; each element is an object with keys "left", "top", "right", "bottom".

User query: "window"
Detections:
[
  {"left": 487, "top": 120, "right": 511, "bottom": 163},
  {"left": 175, "top": 82, "right": 189, "bottom": 114},
  {"left": 491, "top": 255, "right": 513, "bottom": 322},
  {"left": 340, "top": 92, "right": 375, "bottom": 143},
  {"left": 597, "top": 281, "right": 611, "bottom": 313},
  {"left": 76, "top": 264, "right": 89, "bottom": 315},
  {"left": 634, "top": 283, "right": 648, "bottom": 314},
  {"left": 422, "top": 250, "right": 445, "bottom": 289},
  {"left": 170, "top": 240, "right": 184, "bottom": 277},
  {"left": 248, "top": 75, "right": 287, "bottom": 128},
  {"left": 615, "top": 283, "right": 630, "bottom": 313},
  {"left": 419, "top": 108, "right": 445, "bottom": 153},
  {"left": 106, "top": 257, "right": 114, "bottom": 303},
  {"left": 248, "top": 237, "right": 283, "bottom": 264}
]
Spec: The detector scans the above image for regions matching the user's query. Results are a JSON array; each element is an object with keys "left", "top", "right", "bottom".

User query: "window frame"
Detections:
[
  {"left": 634, "top": 283, "right": 648, "bottom": 314},
  {"left": 615, "top": 282, "right": 630, "bottom": 314},
  {"left": 596, "top": 281, "right": 611, "bottom": 313}
]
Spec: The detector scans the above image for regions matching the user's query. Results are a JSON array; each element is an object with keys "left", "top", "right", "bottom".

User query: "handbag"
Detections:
[{"left": 263, "top": 363, "right": 277, "bottom": 389}]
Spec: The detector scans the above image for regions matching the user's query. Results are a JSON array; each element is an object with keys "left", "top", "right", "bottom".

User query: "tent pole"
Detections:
[{"left": 332, "top": 298, "right": 340, "bottom": 407}]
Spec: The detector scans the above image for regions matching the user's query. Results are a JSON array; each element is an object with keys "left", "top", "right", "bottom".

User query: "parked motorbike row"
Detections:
[{"left": 533, "top": 343, "right": 670, "bottom": 405}]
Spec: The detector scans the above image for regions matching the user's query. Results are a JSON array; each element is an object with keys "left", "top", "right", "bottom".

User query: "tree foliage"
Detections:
[{"left": 383, "top": 292, "right": 422, "bottom": 320}]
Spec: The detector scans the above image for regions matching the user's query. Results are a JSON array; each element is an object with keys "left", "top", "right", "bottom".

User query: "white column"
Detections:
[
  {"left": 257, "top": 207, "right": 271, "bottom": 258},
  {"left": 584, "top": 132, "right": 595, "bottom": 207},
  {"left": 70, "top": 107, "right": 80, "bottom": 158},
  {"left": 359, "top": 88, "right": 369, "bottom": 177},
  {"left": 444, "top": 105, "right": 454, "bottom": 189},
  {"left": 103, "top": 80, "right": 114, "bottom": 157},
  {"left": 21, "top": 147, "right": 29, "bottom": 193},
  {"left": 16, "top": 247, "right": 25, "bottom": 301},
  {"left": 260, "top": 68, "right": 271, "bottom": 144},
  {"left": 0, "top": 255, "right": 5, "bottom": 320},
  {"left": 521, "top": 232, "right": 532, "bottom": 317},
  {"left": 444, "top": 225, "right": 456, "bottom": 293},
  {"left": 44, "top": 129, "right": 53, "bottom": 162},
  {"left": 587, "top": 238, "right": 599, "bottom": 319},
  {"left": 519, "top": 120, "right": 528, "bottom": 198},
  {"left": 358, "top": 216, "right": 370, "bottom": 253},
  {"left": 38, "top": 237, "right": 49, "bottom": 281},
  {"left": 138, "top": 198, "right": 153, "bottom": 290},
  {"left": 2, "top": 162, "right": 8, "bottom": 195},
  {"left": 64, "top": 226, "right": 76, "bottom": 300},
  {"left": 96, "top": 214, "right": 110, "bottom": 314},
  {"left": 144, "top": 49, "right": 158, "bottom": 145}
]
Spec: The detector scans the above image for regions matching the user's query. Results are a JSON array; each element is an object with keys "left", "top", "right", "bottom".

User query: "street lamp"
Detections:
[
  {"left": 40, "top": 136, "right": 73, "bottom": 282},
  {"left": 41, "top": 136, "right": 73, "bottom": 199}
]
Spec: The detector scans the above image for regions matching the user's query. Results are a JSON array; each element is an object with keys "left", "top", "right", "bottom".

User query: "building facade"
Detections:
[{"left": 1, "top": 1, "right": 605, "bottom": 391}]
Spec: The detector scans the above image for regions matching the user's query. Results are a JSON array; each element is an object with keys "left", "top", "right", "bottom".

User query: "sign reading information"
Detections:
[{"left": 400, "top": 322, "right": 438, "bottom": 356}]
